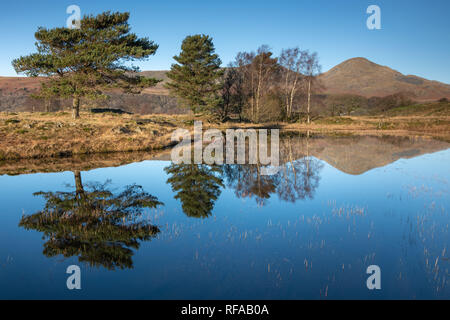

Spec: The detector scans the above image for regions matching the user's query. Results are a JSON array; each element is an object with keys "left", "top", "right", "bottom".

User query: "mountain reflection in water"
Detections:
[{"left": 0, "top": 134, "right": 448, "bottom": 299}]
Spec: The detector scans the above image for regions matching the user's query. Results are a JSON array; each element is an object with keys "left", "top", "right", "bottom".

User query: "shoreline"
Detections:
[
  {"left": 1, "top": 111, "right": 449, "bottom": 161},
  {"left": 1, "top": 130, "right": 448, "bottom": 177}
]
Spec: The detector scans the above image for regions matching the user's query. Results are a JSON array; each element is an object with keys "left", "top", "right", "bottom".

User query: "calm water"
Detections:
[{"left": 0, "top": 135, "right": 449, "bottom": 299}]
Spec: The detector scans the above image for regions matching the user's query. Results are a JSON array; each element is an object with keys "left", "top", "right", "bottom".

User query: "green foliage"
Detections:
[
  {"left": 165, "top": 34, "right": 224, "bottom": 115},
  {"left": 12, "top": 11, "right": 160, "bottom": 118},
  {"left": 383, "top": 100, "right": 450, "bottom": 117},
  {"left": 19, "top": 172, "right": 163, "bottom": 270},
  {"left": 165, "top": 164, "right": 224, "bottom": 218}
]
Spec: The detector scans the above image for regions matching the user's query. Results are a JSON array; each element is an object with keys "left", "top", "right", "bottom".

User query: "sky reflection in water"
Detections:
[{"left": 0, "top": 135, "right": 448, "bottom": 299}]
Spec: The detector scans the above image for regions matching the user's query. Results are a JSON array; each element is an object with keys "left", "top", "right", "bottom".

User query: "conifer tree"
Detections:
[
  {"left": 166, "top": 34, "right": 224, "bottom": 115},
  {"left": 12, "top": 11, "right": 159, "bottom": 119}
]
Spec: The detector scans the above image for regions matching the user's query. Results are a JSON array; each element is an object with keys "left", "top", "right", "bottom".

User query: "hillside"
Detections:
[
  {"left": 2, "top": 58, "right": 450, "bottom": 113},
  {"left": 319, "top": 57, "right": 450, "bottom": 101},
  {"left": 140, "top": 71, "right": 170, "bottom": 95},
  {"left": 0, "top": 74, "right": 181, "bottom": 114}
]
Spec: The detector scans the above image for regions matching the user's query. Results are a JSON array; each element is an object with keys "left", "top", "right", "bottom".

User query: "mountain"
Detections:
[
  {"left": 319, "top": 57, "right": 450, "bottom": 100},
  {"left": 142, "top": 59, "right": 450, "bottom": 100},
  {"left": 2, "top": 57, "right": 450, "bottom": 113}
]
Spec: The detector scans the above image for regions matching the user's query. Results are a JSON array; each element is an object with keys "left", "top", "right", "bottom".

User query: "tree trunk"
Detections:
[
  {"left": 73, "top": 170, "right": 86, "bottom": 203},
  {"left": 306, "top": 130, "right": 310, "bottom": 179},
  {"left": 289, "top": 76, "right": 298, "bottom": 119},
  {"left": 74, "top": 171, "right": 83, "bottom": 194},
  {"left": 307, "top": 79, "right": 311, "bottom": 124},
  {"left": 72, "top": 97, "right": 80, "bottom": 119},
  {"left": 250, "top": 71, "right": 255, "bottom": 122},
  {"left": 255, "top": 63, "right": 263, "bottom": 123},
  {"left": 284, "top": 73, "right": 290, "bottom": 118},
  {"left": 45, "top": 99, "right": 50, "bottom": 113}
]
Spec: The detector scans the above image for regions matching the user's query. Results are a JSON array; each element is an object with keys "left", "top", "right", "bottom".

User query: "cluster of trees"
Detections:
[
  {"left": 319, "top": 91, "right": 414, "bottom": 116},
  {"left": 13, "top": 11, "right": 321, "bottom": 123},
  {"left": 223, "top": 46, "right": 321, "bottom": 123},
  {"left": 167, "top": 38, "right": 322, "bottom": 123}
]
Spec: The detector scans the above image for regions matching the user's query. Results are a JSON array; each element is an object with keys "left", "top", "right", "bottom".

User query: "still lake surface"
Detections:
[{"left": 0, "top": 135, "right": 449, "bottom": 299}]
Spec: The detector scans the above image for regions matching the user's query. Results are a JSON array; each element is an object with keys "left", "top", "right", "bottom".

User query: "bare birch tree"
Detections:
[
  {"left": 230, "top": 47, "right": 278, "bottom": 122},
  {"left": 279, "top": 47, "right": 308, "bottom": 119},
  {"left": 252, "top": 46, "right": 278, "bottom": 122},
  {"left": 301, "top": 51, "right": 321, "bottom": 124}
]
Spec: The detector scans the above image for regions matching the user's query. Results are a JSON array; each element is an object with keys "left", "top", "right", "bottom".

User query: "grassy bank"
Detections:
[
  {"left": 0, "top": 111, "right": 181, "bottom": 160},
  {"left": 0, "top": 101, "right": 449, "bottom": 160}
]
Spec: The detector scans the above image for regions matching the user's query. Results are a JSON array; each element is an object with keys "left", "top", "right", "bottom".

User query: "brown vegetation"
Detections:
[
  {"left": 1, "top": 131, "right": 448, "bottom": 177},
  {"left": 319, "top": 57, "right": 450, "bottom": 100},
  {"left": 0, "top": 111, "right": 181, "bottom": 160},
  {"left": 0, "top": 99, "right": 449, "bottom": 161},
  {"left": 3, "top": 57, "right": 450, "bottom": 118}
]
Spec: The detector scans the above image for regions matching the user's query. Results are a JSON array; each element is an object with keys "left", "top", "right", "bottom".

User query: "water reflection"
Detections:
[
  {"left": 276, "top": 157, "right": 323, "bottom": 202},
  {"left": 223, "top": 164, "right": 277, "bottom": 206},
  {"left": 165, "top": 164, "right": 224, "bottom": 218},
  {"left": 223, "top": 157, "right": 323, "bottom": 206},
  {"left": 2, "top": 134, "right": 447, "bottom": 299},
  {"left": 19, "top": 171, "right": 163, "bottom": 270},
  {"left": 1, "top": 134, "right": 447, "bottom": 177},
  {"left": 164, "top": 156, "right": 323, "bottom": 217}
]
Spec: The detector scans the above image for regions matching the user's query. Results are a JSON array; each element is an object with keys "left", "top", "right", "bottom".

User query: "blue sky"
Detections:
[{"left": 1, "top": 0, "right": 449, "bottom": 83}]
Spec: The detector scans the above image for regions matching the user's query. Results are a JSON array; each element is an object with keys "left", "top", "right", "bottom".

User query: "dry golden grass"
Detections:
[
  {"left": 0, "top": 111, "right": 192, "bottom": 160},
  {"left": 1, "top": 110, "right": 449, "bottom": 160},
  {"left": 284, "top": 115, "right": 450, "bottom": 141}
]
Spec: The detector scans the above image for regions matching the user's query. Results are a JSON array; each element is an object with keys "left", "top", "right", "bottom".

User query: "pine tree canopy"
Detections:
[
  {"left": 165, "top": 34, "right": 224, "bottom": 115},
  {"left": 12, "top": 11, "right": 160, "bottom": 118}
]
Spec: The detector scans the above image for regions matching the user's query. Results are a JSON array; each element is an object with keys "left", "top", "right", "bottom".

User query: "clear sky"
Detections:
[{"left": 1, "top": 0, "right": 449, "bottom": 83}]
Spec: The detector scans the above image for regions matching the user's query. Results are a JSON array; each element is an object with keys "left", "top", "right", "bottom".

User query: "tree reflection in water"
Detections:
[
  {"left": 19, "top": 171, "right": 163, "bottom": 270},
  {"left": 275, "top": 157, "right": 323, "bottom": 203},
  {"left": 165, "top": 164, "right": 224, "bottom": 218},
  {"left": 223, "top": 164, "right": 276, "bottom": 207},
  {"left": 223, "top": 156, "right": 323, "bottom": 206},
  {"left": 165, "top": 156, "right": 323, "bottom": 216}
]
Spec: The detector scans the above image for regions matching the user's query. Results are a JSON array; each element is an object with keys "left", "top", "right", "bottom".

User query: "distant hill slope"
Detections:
[
  {"left": 0, "top": 73, "right": 182, "bottom": 114},
  {"left": 2, "top": 58, "right": 450, "bottom": 112},
  {"left": 319, "top": 57, "right": 450, "bottom": 100},
  {"left": 140, "top": 71, "right": 170, "bottom": 95}
]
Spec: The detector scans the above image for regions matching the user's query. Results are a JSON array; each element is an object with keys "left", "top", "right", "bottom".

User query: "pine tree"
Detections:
[
  {"left": 12, "top": 11, "right": 159, "bottom": 119},
  {"left": 165, "top": 34, "right": 224, "bottom": 116}
]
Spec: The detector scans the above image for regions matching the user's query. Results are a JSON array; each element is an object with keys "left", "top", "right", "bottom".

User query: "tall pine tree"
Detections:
[
  {"left": 12, "top": 11, "right": 159, "bottom": 119},
  {"left": 166, "top": 34, "right": 224, "bottom": 116}
]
